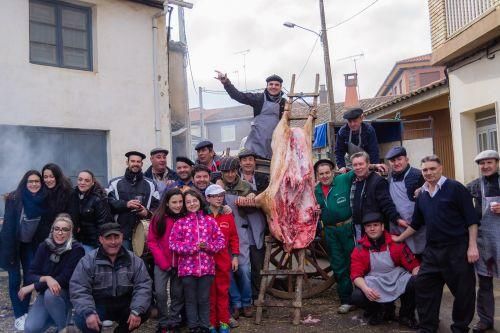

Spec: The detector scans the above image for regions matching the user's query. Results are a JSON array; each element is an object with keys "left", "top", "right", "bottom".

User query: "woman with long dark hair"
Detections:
[
  {"left": 39, "top": 163, "right": 72, "bottom": 244},
  {"left": 147, "top": 188, "right": 186, "bottom": 333},
  {"left": 20, "top": 213, "right": 85, "bottom": 332},
  {"left": 0, "top": 170, "right": 46, "bottom": 331},
  {"left": 69, "top": 170, "right": 112, "bottom": 253}
]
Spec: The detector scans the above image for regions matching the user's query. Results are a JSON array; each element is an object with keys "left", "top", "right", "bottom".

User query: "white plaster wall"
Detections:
[
  {"left": 448, "top": 52, "right": 500, "bottom": 183},
  {"left": 0, "top": 0, "right": 171, "bottom": 179}
]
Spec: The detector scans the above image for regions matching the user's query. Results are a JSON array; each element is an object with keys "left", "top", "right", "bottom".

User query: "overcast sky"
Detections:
[{"left": 176, "top": 0, "right": 432, "bottom": 109}]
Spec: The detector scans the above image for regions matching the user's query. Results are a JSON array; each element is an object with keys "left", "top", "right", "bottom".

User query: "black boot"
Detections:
[{"left": 368, "top": 310, "right": 385, "bottom": 326}]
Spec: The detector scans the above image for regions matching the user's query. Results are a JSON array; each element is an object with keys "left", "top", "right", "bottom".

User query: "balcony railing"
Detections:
[{"left": 446, "top": 0, "right": 494, "bottom": 36}]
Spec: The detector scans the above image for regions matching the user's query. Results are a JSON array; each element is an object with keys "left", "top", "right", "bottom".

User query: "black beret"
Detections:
[
  {"left": 238, "top": 148, "right": 257, "bottom": 159},
  {"left": 150, "top": 147, "right": 169, "bottom": 156},
  {"left": 362, "top": 212, "right": 383, "bottom": 225},
  {"left": 176, "top": 156, "right": 195, "bottom": 166},
  {"left": 385, "top": 146, "right": 407, "bottom": 160},
  {"left": 313, "top": 159, "right": 335, "bottom": 173},
  {"left": 219, "top": 157, "right": 240, "bottom": 172},
  {"left": 265, "top": 74, "right": 283, "bottom": 83},
  {"left": 125, "top": 151, "right": 146, "bottom": 159},
  {"left": 343, "top": 108, "right": 364, "bottom": 120},
  {"left": 195, "top": 140, "right": 214, "bottom": 151},
  {"left": 99, "top": 222, "right": 122, "bottom": 236}
]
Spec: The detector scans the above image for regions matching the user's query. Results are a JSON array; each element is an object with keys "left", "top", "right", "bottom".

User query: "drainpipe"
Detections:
[{"left": 152, "top": 1, "right": 169, "bottom": 146}]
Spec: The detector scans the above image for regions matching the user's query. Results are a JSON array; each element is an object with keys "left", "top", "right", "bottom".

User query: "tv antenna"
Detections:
[{"left": 235, "top": 49, "right": 250, "bottom": 91}]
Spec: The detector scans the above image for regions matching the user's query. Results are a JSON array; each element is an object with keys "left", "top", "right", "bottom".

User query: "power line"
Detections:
[
  {"left": 296, "top": 36, "right": 320, "bottom": 82},
  {"left": 327, "top": 0, "right": 380, "bottom": 30}
]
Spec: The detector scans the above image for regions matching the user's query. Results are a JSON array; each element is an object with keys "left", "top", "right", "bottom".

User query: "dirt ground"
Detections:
[{"left": 1, "top": 274, "right": 499, "bottom": 332}]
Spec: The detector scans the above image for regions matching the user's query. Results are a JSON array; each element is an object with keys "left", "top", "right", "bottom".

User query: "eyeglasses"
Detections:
[
  {"left": 27, "top": 180, "right": 41, "bottom": 184},
  {"left": 208, "top": 194, "right": 225, "bottom": 198},
  {"left": 53, "top": 227, "right": 71, "bottom": 233}
]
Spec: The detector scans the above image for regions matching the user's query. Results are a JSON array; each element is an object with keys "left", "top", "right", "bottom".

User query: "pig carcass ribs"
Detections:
[{"left": 255, "top": 107, "right": 318, "bottom": 252}]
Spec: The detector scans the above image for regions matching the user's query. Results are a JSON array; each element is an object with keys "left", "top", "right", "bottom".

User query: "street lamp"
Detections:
[{"left": 283, "top": 0, "right": 336, "bottom": 122}]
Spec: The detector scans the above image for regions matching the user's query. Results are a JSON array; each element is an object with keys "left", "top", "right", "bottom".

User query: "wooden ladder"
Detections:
[
  {"left": 254, "top": 236, "right": 306, "bottom": 325},
  {"left": 286, "top": 73, "right": 320, "bottom": 121}
]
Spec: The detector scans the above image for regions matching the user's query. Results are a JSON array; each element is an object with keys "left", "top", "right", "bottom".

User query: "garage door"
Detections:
[{"left": 0, "top": 125, "right": 107, "bottom": 216}]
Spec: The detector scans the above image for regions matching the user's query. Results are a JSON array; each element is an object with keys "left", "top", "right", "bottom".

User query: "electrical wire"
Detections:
[
  {"left": 327, "top": 0, "right": 380, "bottom": 30},
  {"left": 296, "top": 36, "right": 320, "bottom": 82}
]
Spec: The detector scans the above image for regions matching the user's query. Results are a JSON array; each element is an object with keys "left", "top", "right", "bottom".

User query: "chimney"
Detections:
[
  {"left": 344, "top": 73, "right": 360, "bottom": 108},
  {"left": 319, "top": 84, "right": 328, "bottom": 104}
]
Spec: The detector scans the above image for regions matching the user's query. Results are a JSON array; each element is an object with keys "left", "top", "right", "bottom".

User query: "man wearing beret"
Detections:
[
  {"left": 144, "top": 148, "right": 178, "bottom": 196},
  {"left": 335, "top": 108, "right": 380, "bottom": 173},
  {"left": 218, "top": 156, "right": 256, "bottom": 320},
  {"left": 107, "top": 151, "right": 159, "bottom": 250},
  {"left": 71, "top": 223, "right": 152, "bottom": 333},
  {"left": 195, "top": 140, "right": 222, "bottom": 173},
  {"left": 215, "top": 71, "right": 286, "bottom": 160},
  {"left": 467, "top": 150, "right": 500, "bottom": 333},
  {"left": 385, "top": 146, "right": 426, "bottom": 255},
  {"left": 313, "top": 158, "right": 357, "bottom": 314},
  {"left": 174, "top": 156, "right": 195, "bottom": 191},
  {"left": 238, "top": 148, "right": 269, "bottom": 302}
]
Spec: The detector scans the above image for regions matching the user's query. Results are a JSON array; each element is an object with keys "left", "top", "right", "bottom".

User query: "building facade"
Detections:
[
  {"left": 0, "top": 0, "right": 172, "bottom": 213},
  {"left": 428, "top": 0, "right": 500, "bottom": 182}
]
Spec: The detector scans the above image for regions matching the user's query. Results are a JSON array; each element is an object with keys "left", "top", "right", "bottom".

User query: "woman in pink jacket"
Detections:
[
  {"left": 147, "top": 188, "right": 186, "bottom": 333},
  {"left": 170, "top": 189, "right": 225, "bottom": 333}
]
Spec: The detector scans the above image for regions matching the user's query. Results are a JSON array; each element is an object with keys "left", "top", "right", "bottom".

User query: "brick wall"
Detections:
[{"left": 428, "top": 0, "right": 447, "bottom": 50}]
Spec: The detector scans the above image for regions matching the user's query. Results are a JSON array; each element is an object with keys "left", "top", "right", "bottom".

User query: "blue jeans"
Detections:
[
  {"left": 229, "top": 263, "right": 252, "bottom": 309},
  {"left": 8, "top": 242, "right": 36, "bottom": 318},
  {"left": 24, "top": 289, "right": 70, "bottom": 332}
]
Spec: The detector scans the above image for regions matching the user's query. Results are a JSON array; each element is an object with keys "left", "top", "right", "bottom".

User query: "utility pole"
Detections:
[
  {"left": 198, "top": 87, "right": 205, "bottom": 140},
  {"left": 319, "top": 0, "right": 336, "bottom": 122},
  {"left": 235, "top": 49, "right": 250, "bottom": 91}
]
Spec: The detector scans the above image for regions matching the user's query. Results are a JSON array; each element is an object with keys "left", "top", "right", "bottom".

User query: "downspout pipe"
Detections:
[{"left": 152, "top": 1, "right": 168, "bottom": 146}]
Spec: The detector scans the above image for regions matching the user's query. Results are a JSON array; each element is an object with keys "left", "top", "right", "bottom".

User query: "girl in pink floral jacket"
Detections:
[{"left": 169, "top": 189, "right": 225, "bottom": 333}]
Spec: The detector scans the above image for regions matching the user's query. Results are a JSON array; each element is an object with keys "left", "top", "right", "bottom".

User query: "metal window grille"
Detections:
[{"left": 445, "top": 0, "right": 494, "bottom": 36}]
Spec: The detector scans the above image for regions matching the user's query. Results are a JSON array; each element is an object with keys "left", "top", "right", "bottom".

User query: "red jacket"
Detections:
[
  {"left": 209, "top": 211, "right": 239, "bottom": 271},
  {"left": 147, "top": 215, "right": 177, "bottom": 271},
  {"left": 350, "top": 231, "right": 420, "bottom": 281}
]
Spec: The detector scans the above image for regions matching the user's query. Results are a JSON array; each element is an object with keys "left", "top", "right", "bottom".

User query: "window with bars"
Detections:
[
  {"left": 29, "top": 0, "right": 92, "bottom": 71},
  {"left": 476, "top": 110, "right": 498, "bottom": 153}
]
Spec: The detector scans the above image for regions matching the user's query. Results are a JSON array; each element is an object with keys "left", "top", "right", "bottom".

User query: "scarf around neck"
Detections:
[
  {"left": 125, "top": 168, "right": 144, "bottom": 185},
  {"left": 22, "top": 187, "right": 46, "bottom": 219},
  {"left": 45, "top": 236, "right": 74, "bottom": 263}
]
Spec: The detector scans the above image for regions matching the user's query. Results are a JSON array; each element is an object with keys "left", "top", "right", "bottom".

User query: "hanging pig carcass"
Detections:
[{"left": 255, "top": 105, "right": 319, "bottom": 252}]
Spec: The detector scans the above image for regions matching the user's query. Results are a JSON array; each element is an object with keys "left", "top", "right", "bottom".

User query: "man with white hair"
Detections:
[{"left": 467, "top": 150, "right": 500, "bottom": 333}]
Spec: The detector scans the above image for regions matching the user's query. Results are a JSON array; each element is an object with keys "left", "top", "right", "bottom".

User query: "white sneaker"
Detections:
[
  {"left": 102, "top": 320, "right": 114, "bottom": 327},
  {"left": 14, "top": 313, "right": 27, "bottom": 331},
  {"left": 337, "top": 304, "right": 356, "bottom": 314}
]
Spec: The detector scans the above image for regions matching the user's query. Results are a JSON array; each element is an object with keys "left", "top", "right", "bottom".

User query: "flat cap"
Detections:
[
  {"left": 195, "top": 140, "right": 213, "bottom": 151},
  {"left": 238, "top": 148, "right": 257, "bottom": 159},
  {"left": 385, "top": 146, "right": 407, "bottom": 160},
  {"left": 313, "top": 159, "right": 335, "bottom": 173},
  {"left": 362, "top": 212, "right": 383, "bottom": 225},
  {"left": 219, "top": 156, "right": 240, "bottom": 172},
  {"left": 474, "top": 150, "right": 500, "bottom": 163},
  {"left": 343, "top": 108, "right": 364, "bottom": 120},
  {"left": 205, "top": 184, "right": 225, "bottom": 197},
  {"left": 266, "top": 74, "right": 283, "bottom": 83},
  {"left": 99, "top": 222, "right": 122, "bottom": 237},
  {"left": 150, "top": 147, "right": 169, "bottom": 156},
  {"left": 176, "top": 156, "right": 195, "bottom": 166},
  {"left": 125, "top": 151, "right": 146, "bottom": 159}
]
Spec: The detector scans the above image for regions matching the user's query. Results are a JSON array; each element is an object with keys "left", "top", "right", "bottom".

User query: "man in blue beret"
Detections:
[
  {"left": 335, "top": 108, "right": 380, "bottom": 173},
  {"left": 215, "top": 71, "right": 286, "bottom": 160}
]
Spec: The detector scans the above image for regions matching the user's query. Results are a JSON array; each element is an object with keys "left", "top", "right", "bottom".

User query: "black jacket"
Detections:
[
  {"left": 28, "top": 241, "right": 85, "bottom": 293},
  {"left": 144, "top": 165, "right": 178, "bottom": 182},
  {"left": 389, "top": 165, "right": 425, "bottom": 202},
  {"left": 335, "top": 122, "right": 380, "bottom": 168},
  {"left": 0, "top": 194, "right": 24, "bottom": 270},
  {"left": 467, "top": 173, "right": 500, "bottom": 220},
  {"left": 353, "top": 172, "right": 401, "bottom": 226},
  {"left": 107, "top": 171, "right": 159, "bottom": 240},
  {"left": 223, "top": 80, "right": 286, "bottom": 118},
  {"left": 69, "top": 187, "right": 113, "bottom": 247}
]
